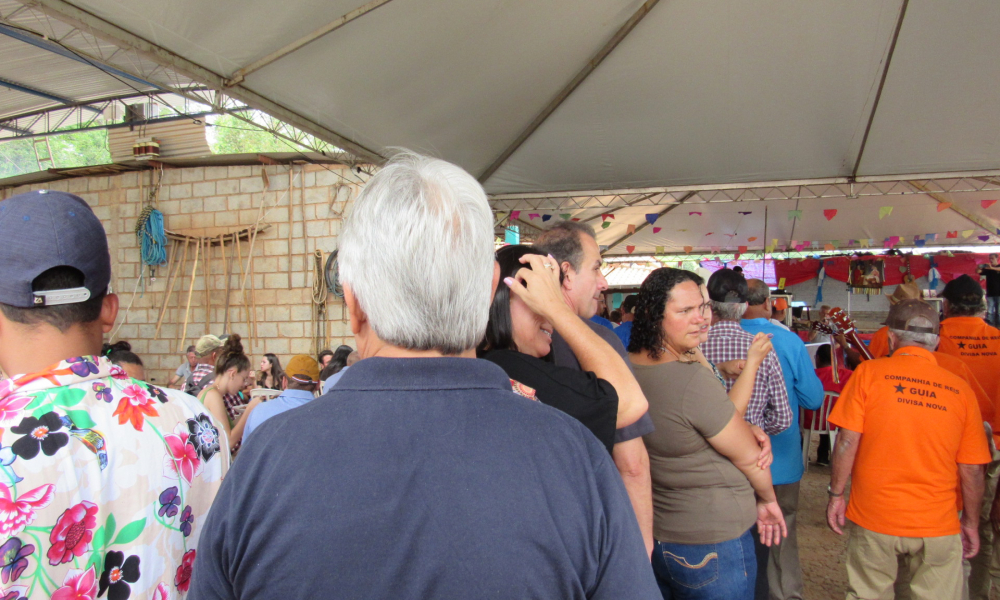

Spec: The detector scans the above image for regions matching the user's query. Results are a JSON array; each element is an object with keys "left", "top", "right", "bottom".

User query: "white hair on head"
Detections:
[
  {"left": 338, "top": 150, "right": 495, "bottom": 354},
  {"left": 711, "top": 300, "right": 747, "bottom": 321}
]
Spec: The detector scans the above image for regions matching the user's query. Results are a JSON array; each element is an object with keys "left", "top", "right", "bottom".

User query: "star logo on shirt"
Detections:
[
  {"left": 957, "top": 341, "right": 966, "bottom": 349},
  {"left": 894, "top": 384, "right": 906, "bottom": 394}
]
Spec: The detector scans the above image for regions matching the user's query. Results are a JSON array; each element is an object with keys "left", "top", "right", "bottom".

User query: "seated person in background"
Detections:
[
  {"left": 185, "top": 334, "right": 224, "bottom": 396},
  {"left": 479, "top": 245, "right": 648, "bottom": 454},
  {"left": 322, "top": 350, "right": 360, "bottom": 394},
  {"left": 256, "top": 353, "right": 284, "bottom": 390},
  {"left": 103, "top": 340, "right": 146, "bottom": 380},
  {"left": 609, "top": 309, "right": 622, "bottom": 324},
  {"left": 244, "top": 354, "right": 321, "bottom": 441},
  {"left": 168, "top": 344, "right": 196, "bottom": 388},
  {"left": 317, "top": 348, "right": 334, "bottom": 368},
  {"left": 770, "top": 297, "right": 791, "bottom": 331},
  {"left": 811, "top": 344, "right": 852, "bottom": 466},
  {"left": 198, "top": 334, "right": 254, "bottom": 453}
]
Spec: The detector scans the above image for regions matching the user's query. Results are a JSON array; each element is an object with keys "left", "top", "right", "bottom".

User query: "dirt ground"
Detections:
[{"left": 799, "top": 459, "right": 851, "bottom": 599}]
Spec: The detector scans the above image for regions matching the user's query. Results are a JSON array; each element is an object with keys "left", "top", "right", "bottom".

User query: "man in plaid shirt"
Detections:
[{"left": 701, "top": 269, "right": 793, "bottom": 436}]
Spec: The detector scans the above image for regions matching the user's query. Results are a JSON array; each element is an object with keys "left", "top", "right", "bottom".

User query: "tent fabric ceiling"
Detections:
[{"left": 39, "top": 0, "right": 1000, "bottom": 197}]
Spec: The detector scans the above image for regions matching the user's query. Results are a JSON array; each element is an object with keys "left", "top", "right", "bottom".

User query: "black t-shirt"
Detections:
[
  {"left": 483, "top": 349, "right": 619, "bottom": 454},
  {"left": 982, "top": 267, "right": 1000, "bottom": 297}
]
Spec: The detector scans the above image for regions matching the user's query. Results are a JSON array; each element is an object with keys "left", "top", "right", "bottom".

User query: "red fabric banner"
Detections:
[{"left": 774, "top": 253, "right": 992, "bottom": 288}]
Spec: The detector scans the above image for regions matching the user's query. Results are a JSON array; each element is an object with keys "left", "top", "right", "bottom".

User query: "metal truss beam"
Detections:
[
  {"left": 0, "top": 75, "right": 99, "bottom": 113},
  {"left": 24, "top": 0, "right": 383, "bottom": 163},
  {"left": 604, "top": 192, "right": 695, "bottom": 252}
]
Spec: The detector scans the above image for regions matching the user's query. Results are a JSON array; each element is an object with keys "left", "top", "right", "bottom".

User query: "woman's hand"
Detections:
[
  {"left": 505, "top": 254, "right": 573, "bottom": 322},
  {"left": 749, "top": 424, "right": 772, "bottom": 469},
  {"left": 715, "top": 359, "right": 745, "bottom": 380},
  {"left": 756, "top": 500, "right": 787, "bottom": 547},
  {"left": 746, "top": 333, "right": 773, "bottom": 366}
]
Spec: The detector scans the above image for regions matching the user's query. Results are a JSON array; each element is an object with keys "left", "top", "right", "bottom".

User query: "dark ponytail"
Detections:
[
  {"left": 102, "top": 340, "right": 143, "bottom": 367},
  {"left": 215, "top": 334, "right": 250, "bottom": 375}
]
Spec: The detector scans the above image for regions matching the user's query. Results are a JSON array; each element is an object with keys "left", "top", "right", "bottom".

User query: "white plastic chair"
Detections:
[{"left": 801, "top": 391, "right": 839, "bottom": 472}]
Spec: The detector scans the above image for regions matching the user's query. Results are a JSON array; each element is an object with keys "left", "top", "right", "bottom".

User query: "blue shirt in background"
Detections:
[
  {"left": 321, "top": 365, "right": 350, "bottom": 394},
  {"left": 191, "top": 357, "right": 658, "bottom": 599},
  {"left": 243, "top": 388, "right": 316, "bottom": 441},
  {"left": 741, "top": 317, "right": 825, "bottom": 485},
  {"left": 590, "top": 314, "right": 616, "bottom": 331},
  {"left": 614, "top": 321, "right": 633, "bottom": 349}
]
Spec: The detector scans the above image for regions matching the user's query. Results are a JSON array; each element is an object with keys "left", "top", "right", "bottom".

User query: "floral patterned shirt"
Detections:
[{"left": 0, "top": 356, "right": 229, "bottom": 599}]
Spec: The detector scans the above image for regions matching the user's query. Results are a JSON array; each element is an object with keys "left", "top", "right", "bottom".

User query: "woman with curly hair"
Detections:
[
  {"left": 478, "top": 245, "right": 648, "bottom": 453},
  {"left": 629, "top": 267, "right": 785, "bottom": 600},
  {"left": 199, "top": 334, "right": 254, "bottom": 453}
]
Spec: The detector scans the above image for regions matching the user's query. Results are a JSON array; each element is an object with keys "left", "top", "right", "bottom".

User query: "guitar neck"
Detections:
[{"left": 843, "top": 329, "right": 874, "bottom": 361}]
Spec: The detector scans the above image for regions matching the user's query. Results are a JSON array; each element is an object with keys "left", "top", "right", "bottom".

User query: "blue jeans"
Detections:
[
  {"left": 988, "top": 296, "right": 1000, "bottom": 327},
  {"left": 652, "top": 528, "right": 757, "bottom": 600}
]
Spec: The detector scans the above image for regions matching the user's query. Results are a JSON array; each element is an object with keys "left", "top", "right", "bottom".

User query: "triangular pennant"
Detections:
[
  {"left": 711, "top": 246, "right": 721, "bottom": 253},
  {"left": 937, "top": 203, "right": 952, "bottom": 212},
  {"left": 915, "top": 239, "right": 926, "bottom": 247},
  {"left": 542, "top": 214, "right": 552, "bottom": 222},
  {"left": 655, "top": 246, "right": 664, "bottom": 254},
  {"left": 560, "top": 214, "right": 571, "bottom": 220},
  {"left": 626, "top": 224, "right": 636, "bottom": 235},
  {"left": 738, "top": 245, "right": 748, "bottom": 253},
  {"left": 684, "top": 246, "right": 693, "bottom": 254},
  {"left": 788, "top": 210, "right": 802, "bottom": 220},
  {"left": 748, "top": 236, "right": 757, "bottom": 242},
  {"left": 646, "top": 214, "right": 660, "bottom": 225},
  {"left": 510, "top": 210, "right": 520, "bottom": 220},
  {"left": 528, "top": 213, "right": 540, "bottom": 220},
  {"left": 860, "top": 239, "right": 870, "bottom": 248},
  {"left": 898, "top": 237, "right": 905, "bottom": 244},
  {"left": 601, "top": 214, "right": 615, "bottom": 221},
  {"left": 705, "top": 232, "right": 714, "bottom": 236},
  {"left": 824, "top": 243, "right": 834, "bottom": 251},
  {"left": 983, "top": 200, "right": 997, "bottom": 209},
  {"left": 879, "top": 206, "right": 893, "bottom": 219},
  {"left": 823, "top": 209, "right": 837, "bottom": 221},
  {"left": 772, "top": 239, "right": 778, "bottom": 246},
  {"left": 765, "top": 245, "right": 775, "bottom": 253},
  {"left": 571, "top": 218, "right": 580, "bottom": 222},
  {"left": 688, "top": 211, "right": 702, "bottom": 217},
  {"left": 979, "top": 235, "right": 991, "bottom": 242},
  {"left": 962, "top": 229, "right": 974, "bottom": 238},
  {"left": 653, "top": 227, "right": 662, "bottom": 233},
  {"left": 738, "top": 211, "right": 752, "bottom": 216},
  {"left": 947, "top": 231, "right": 958, "bottom": 238},
  {"left": 626, "top": 246, "right": 635, "bottom": 254},
  {"left": 602, "top": 221, "right": 611, "bottom": 229},
  {"left": 734, "top": 252, "right": 742, "bottom": 260}
]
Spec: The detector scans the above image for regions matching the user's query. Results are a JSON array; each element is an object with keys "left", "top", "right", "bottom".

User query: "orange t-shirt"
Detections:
[
  {"left": 933, "top": 351, "right": 995, "bottom": 428},
  {"left": 828, "top": 346, "right": 990, "bottom": 537},
  {"left": 868, "top": 326, "right": 890, "bottom": 359},
  {"left": 938, "top": 317, "right": 1000, "bottom": 438}
]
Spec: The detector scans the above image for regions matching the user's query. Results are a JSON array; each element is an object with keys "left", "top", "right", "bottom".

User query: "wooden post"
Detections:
[
  {"left": 287, "top": 168, "right": 294, "bottom": 289},
  {"left": 223, "top": 233, "right": 234, "bottom": 333},
  {"left": 203, "top": 236, "right": 211, "bottom": 332},
  {"left": 180, "top": 238, "right": 201, "bottom": 352},
  {"left": 155, "top": 240, "right": 187, "bottom": 339}
]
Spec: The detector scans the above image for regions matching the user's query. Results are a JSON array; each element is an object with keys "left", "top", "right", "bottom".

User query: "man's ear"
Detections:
[
  {"left": 490, "top": 261, "right": 501, "bottom": 298},
  {"left": 99, "top": 293, "right": 119, "bottom": 334},
  {"left": 559, "top": 262, "right": 574, "bottom": 290},
  {"left": 343, "top": 283, "right": 365, "bottom": 336}
]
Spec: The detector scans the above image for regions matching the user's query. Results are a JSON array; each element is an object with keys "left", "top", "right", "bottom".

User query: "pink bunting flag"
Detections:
[
  {"left": 653, "top": 227, "right": 662, "bottom": 233},
  {"left": 528, "top": 213, "right": 540, "bottom": 220},
  {"left": 689, "top": 212, "right": 702, "bottom": 216},
  {"left": 823, "top": 209, "right": 837, "bottom": 221},
  {"left": 711, "top": 246, "right": 721, "bottom": 253},
  {"left": 510, "top": 210, "right": 520, "bottom": 220},
  {"left": 983, "top": 200, "right": 997, "bottom": 209}
]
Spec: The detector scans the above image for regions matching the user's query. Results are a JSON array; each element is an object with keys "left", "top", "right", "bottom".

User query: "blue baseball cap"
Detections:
[{"left": 0, "top": 190, "right": 111, "bottom": 307}]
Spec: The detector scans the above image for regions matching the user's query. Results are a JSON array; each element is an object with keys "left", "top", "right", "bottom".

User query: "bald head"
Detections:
[{"left": 744, "top": 279, "right": 772, "bottom": 319}]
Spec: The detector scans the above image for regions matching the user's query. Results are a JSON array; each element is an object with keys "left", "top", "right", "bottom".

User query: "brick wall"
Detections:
[{"left": 0, "top": 163, "right": 361, "bottom": 387}]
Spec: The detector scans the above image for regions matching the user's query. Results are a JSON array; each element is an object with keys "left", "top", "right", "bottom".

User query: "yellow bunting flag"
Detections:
[
  {"left": 879, "top": 206, "right": 893, "bottom": 219},
  {"left": 655, "top": 246, "right": 665, "bottom": 254},
  {"left": 962, "top": 229, "right": 975, "bottom": 238},
  {"left": 778, "top": 278, "right": 786, "bottom": 289},
  {"left": 860, "top": 239, "right": 870, "bottom": 248}
]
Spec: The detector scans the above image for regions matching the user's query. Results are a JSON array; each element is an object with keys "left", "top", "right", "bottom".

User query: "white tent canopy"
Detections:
[{"left": 12, "top": 0, "right": 1000, "bottom": 198}]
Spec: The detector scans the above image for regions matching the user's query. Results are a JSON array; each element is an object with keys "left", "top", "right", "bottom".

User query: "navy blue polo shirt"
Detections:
[{"left": 190, "top": 357, "right": 658, "bottom": 599}]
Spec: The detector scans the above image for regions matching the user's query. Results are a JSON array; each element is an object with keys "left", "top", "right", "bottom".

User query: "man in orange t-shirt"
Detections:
[
  {"left": 936, "top": 274, "right": 1000, "bottom": 599},
  {"left": 827, "top": 300, "right": 989, "bottom": 600}
]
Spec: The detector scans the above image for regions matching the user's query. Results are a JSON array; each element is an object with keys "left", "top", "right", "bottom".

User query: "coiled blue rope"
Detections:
[{"left": 137, "top": 207, "right": 167, "bottom": 267}]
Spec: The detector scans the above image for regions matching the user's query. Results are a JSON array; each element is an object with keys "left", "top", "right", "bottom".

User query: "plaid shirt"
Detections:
[{"left": 702, "top": 320, "right": 793, "bottom": 435}]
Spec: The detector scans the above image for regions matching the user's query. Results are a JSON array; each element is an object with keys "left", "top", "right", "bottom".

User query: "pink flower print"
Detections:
[
  {"left": 0, "top": 394, "right": 31, "bottom": 426},
  {"left": 164, "top": 429, "right": 202, "bottom": 484},
  {"left": 107, "top": 365, "right": 129, "bottom": 381},
  {"left": 112, "top": 384, "right": 158, "bottom": 431},
  {"left": 51, "top": 567, "right": 98, "bottom": 600},
  {"left": 47, "top": 501, "right": 98, "bottom": 565},
  {"left": 152, "top": 582, "right": 170, "bottom": 600},
  {"left": 0, "top": 483, "right": 54, "bottom": 537},
  {"left": 174, "top": 550, "right": 195, "bottom": 592}
]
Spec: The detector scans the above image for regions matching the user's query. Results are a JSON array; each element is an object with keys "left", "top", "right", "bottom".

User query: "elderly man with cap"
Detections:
[
  {"left": 868, "top": 279, "right": 923, "bottom": 359},
  {"left": 827, "top": 300, "right": 990, "bottom": 600},
  {"left": 242, "top": 354, "right": 320, "bottom": 441},
  {"left": 190, "top": 152, "right": 658, "bottom": 599},
  {"left": 742, "top": 279, "right": 824, "bottom": 600},
  {"left": 770, "top": 297, "right": 791, "bottom": 331},
  {"left": 184, "top": 333, "right": 224, "bottom": 396},
  {"left": 0, "top": 190, "right": 227, "bottom": 598}
]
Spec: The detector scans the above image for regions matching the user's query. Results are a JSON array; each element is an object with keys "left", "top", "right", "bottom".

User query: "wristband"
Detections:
[{"left": 827, "top": 485, "right": 844, "bottom": 497}]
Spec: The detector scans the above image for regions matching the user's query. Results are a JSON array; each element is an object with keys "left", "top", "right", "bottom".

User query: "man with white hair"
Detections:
[
  {"left": 827, "top": 300, "right": 990, "bottom": 600},
  {"left": 190, "top": 152, "right": 659, "bottom": 598}
]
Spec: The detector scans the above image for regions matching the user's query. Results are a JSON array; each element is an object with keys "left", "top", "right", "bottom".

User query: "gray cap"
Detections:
[
  {"left": 886, "top": 299, "right": 939, "bottom": 335},
  {"left": 0, "top": 190, "right": 110, "bottom": 307}
]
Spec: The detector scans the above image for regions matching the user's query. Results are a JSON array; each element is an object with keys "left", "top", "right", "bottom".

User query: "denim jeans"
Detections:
[
  {"left": 988, "top": 296, "right": 1000, "bottom": 327},
  {"left": 652, "top": 528, "right": 757, "bottom": 600}
]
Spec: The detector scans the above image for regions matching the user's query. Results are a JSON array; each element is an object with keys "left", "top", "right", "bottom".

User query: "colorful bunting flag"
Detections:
[
  {"left": 602, "top": 221, "right": 611, "bottom": 229},
  {"left": 738, "top": 245, "right": 748, "bottom": 253},
  {"left": 684, "top": 246, "right": 693, "bottom": 254},
  {"left": 734, "top": 252, "right": 742, "bottom": 260},
  {"left": 748, "top": 236, "right": 758, "bottom": 242},
  {"left": 937, "top": 203, "right": 952, "bottom": 212},
  {"left": 962, "top": 229, "right": 974, "bottom": 238},
  {"left": 979, "top": 235, "right": 991, "bottom": 242},
  {"left": 626, "top": 246, "right": 635, "bottom": 254},
  {"left": 983, "top": 200, "right": 997, "bottom": 209},
  {"left": 860, "top": 239, "right": 870, "bottom": 248},
  {"left": 738, "top": 211, "right": 752, "bottom": 216},
  {"left": 879, "top": 206, "right": 893, "bottom": 219},
  {"left": 571, "top": 218, "right": 581, "bottom": 222},
  {"left": 653, "top": 227, "right": 662, "bottom": 233},
  {"left": 626, "top": 224, "right": 636, "bottom": 235},
  {"left": 823, "top": 209, "right": 837, "bottom": 221},
  {"left": 510, "top": 210, "right": 520, "bottom": 220},
  {"left": 711, "top": 246, "right": 721, "bottom": 253},
  {"left": 601, "top": 214, "right": 615, "bottom": 221},
  {"left": 655, "top": 246, "right": 665, "bottom": 254},
  {"left": 765, "top": 245, "right": 775, "bottom": 253},
  {"left": 705, "top": 232, "right": 714, "bottom": 236},
  {"left": 541, "top": 214, "right": 551, "bottom": 222},
  {"left": 915, "top": 239, "right": 926, "bottom": 247},
  {"left": 788, "top": 210, "right": 802, "bottom": 220},
  {"left": 688, "top": 212, "right": 702, "bottom": 217},
  {"left": 646, "top": 214, "right": 660, "bottom": 225},
  {"left": 528, "top": 213, "right": 540, "bottom": 220},
  {"left": 560, "top": 214, "right": 571, "bottom": 220},
  {"left": 824, "top": 243, "right": 834, "bottom": 251},
  {"left": 947, "top": 231, "right": 958, "bottom": 238}
]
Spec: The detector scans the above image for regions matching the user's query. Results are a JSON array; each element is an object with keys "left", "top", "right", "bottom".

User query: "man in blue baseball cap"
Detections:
[{"left": 0, "top": 190, "right": 227, "bottom": 598}]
